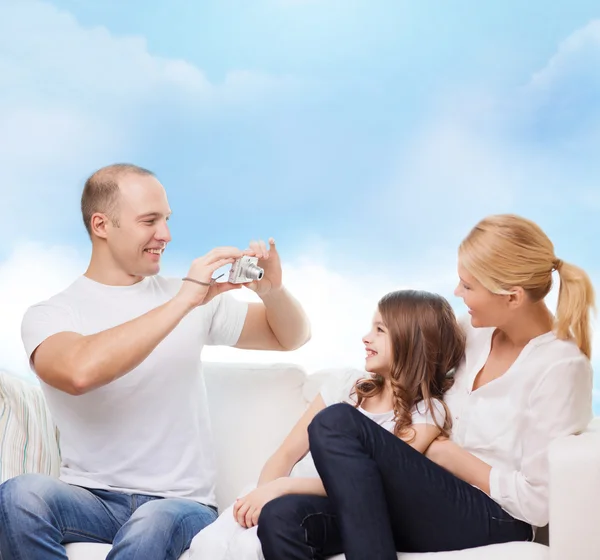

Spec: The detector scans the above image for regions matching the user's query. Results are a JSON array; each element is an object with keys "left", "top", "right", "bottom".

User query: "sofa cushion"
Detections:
[
  {"left": 0, "top": 371, "right": 61, "bottom": 483},
  {"left": 65, "top": 543, "right": 190, "bottom": 559},
  {"left": 203, "top": 362, "right": 309, "bottom": 511},
  {"left": 329, "top": 541, "right": 549, "bottom": 560},
  {"left": 64, "top": 540, "right": 547, "bottom": 560}
]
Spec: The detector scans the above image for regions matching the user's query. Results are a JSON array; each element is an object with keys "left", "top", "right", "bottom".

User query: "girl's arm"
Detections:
[
  {"left": 256, "top": 393, "right": 327, "bottom": 486},
  {"left": 233, "top": 394, "right": 327, "bottom": 528},
  {"left": 279, "top": 476, "right": 326, "bottom": 496},
  {"left": 426, "top": 438, "right": 492, "bottom": 493}
]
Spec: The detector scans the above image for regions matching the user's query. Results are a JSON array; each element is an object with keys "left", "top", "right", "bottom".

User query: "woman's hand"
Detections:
[
  {"left": 426, "top": 436, "right": 492, "bottom": 495},
  {"left": 425, "top": 436, "right": 457, "bottom": 469},
  {"left": 233, "top": 479, "right": 287, "bottom": 528}
]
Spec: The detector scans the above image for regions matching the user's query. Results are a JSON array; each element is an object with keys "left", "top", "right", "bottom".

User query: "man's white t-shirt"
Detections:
[
  {"left": 291, "top": 368, "right": 447, "bottom": 478},
  {"left": 21, "top": 275, "right": 248, "bottom": 507}
]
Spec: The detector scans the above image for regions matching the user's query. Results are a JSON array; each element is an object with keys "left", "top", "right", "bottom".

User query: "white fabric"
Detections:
[
  {"left": 190, "top": 367, "right": 448, "bottom": 560},
  {"left": 188, "top": 484, "right": 262, "bottom": 560},
  {"left": 65, "top": 540, "right": 549, "bottom": 560},
  {"left": 8, "top": 364, "right": 598, "bottom": 560},
  {"left": 20, "top": 275, "right": 248, "bottom": 506},
  {"left": 203, "top": 363, "right": 309, "bottom": 509},
  {"left": 548, "top": 417, "right": 600, "bottom": 560},
  {"left": 65, "top": 543, "right": 191, "bottom": 560},
  {"left": 444, "top": 315, "right": 593, "bottom": 527},
  {"left": 328, "top": 542, "right": 550, "bottom": 560},
  {"left": 0, "top": 371, "right": 61, "bottom": 482}
]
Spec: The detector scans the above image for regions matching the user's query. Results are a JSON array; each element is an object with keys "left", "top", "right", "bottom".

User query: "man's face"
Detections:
[{"left": 106, "top": 173, "right": 172, "bottom": 278}]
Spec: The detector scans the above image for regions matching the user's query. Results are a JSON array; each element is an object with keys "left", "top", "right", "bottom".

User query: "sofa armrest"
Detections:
[{"left": 549, "top": 418, "right": 600, "bottom": 560}]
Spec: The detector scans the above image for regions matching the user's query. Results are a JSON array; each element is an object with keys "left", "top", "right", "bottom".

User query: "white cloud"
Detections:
[
  {"left": 528, "top": 20, "right": 600, "bottom": 92},
  {"left": 0, "top": 243, "right": 86, "bottom": 379},
  {"left": 203, "top": 258, "right": 418, "bottom": 371},
  {"left": 0, "top": 241, "right": 460, "bottom": 381},
  {"left": 0, "top": 0, "right": 300, "bottom": 238},
  {"left": 374, "top": 18, "right": 600, "bottom": 250},
  {"left": 0, "top": 1, "right": 296, "bottom": 105},
  {"left": 3, "top": 242, "right": 597, "bottom": 388}
]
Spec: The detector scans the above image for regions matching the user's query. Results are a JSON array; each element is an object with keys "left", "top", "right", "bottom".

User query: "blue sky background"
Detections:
[{"left": 1, "top": 0, "right": 599, "bottom": 411}]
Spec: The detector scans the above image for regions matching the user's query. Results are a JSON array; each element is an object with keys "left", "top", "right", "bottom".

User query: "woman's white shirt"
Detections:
[{"left": 444, "top": 315, "right": 593, "bottom": 527}]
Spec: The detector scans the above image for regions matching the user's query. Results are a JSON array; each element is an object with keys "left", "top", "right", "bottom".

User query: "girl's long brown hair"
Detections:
[{"left": 352, "top": 290, "right": 465, "bottom": 440}]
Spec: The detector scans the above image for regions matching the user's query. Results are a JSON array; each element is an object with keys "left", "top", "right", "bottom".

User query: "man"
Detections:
[{"left": 0, "top": 164, "right": 311, "bottom": 560}]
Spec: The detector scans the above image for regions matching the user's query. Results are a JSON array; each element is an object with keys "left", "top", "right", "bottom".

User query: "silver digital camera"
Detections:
[{"left": 228, "top": 256, "right": 264, "bottom": 284}]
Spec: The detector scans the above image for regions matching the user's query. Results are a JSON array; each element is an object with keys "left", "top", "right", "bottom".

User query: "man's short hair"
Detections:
[{"left": 81, "top": 163, "right": 154, "bottom": 238}]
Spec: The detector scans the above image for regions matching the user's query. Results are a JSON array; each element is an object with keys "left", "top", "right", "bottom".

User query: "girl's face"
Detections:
[{"left": 362, "top": 310, "right": 393, "bottom": 376}]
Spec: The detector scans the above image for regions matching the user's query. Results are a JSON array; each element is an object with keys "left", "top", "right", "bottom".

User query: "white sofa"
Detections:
[{"left": 3, "top": 363, "right": 599, "bottom": 559}]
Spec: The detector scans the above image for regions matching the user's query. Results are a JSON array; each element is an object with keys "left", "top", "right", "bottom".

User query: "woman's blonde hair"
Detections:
[
  {"left": 459, "top": 214, "right": 596, "bottom": 358},
  {"left": 352, "top": 290, "right": 465, "bottom": 441}
]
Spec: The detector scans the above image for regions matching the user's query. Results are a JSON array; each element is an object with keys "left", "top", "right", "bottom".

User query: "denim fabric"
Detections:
[
  {"left": 0, "top": 473, "right": 217, "bottom": 560},
  {"left": 258, "top": 403, "right": 532, "bottom": 560}
]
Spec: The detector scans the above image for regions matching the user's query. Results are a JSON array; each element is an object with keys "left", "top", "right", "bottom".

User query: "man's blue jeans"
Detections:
[{"left": 0, "top": 473, "right": 218, "bottom": 560}]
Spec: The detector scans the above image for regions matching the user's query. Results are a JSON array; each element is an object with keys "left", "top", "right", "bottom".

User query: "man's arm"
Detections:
[
  {"left": 30, "top": 247, "right": 246, "bottom": 396},
  {"left": 234, "top": 288, "right": 311, "bottom": 351},
  {"left": 233, "top": 238, "right": 311, "bottom": 351},
  {"left": 32, "top": 296, "right": 194, "bottom": 396}
]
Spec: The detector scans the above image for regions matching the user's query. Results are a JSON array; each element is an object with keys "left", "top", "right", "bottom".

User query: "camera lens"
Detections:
[{"left": 246, "top": 263, "right": 264, "bottom": 281}]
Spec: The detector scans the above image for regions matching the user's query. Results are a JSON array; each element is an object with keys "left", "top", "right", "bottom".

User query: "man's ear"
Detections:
[
  {"left": 90, "top": 213, "right": 110, "bottom": 240},
  {"left": 507, "top": 286, "right": 526, "bottom": 309}
]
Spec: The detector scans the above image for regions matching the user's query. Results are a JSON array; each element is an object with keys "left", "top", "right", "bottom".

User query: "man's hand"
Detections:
[
  {"left": 233, "top": 479, "right": 286, "bottom": 528},
  {"left": 244, "top": 238, "right": 282, "bottom": 298},
  {"left": 176, "top": 247, "right": 251, "bottom": 310}
]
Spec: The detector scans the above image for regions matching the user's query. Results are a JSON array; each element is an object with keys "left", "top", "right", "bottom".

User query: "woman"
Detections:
[{"left": 257, "top": 214, "right": 595, "bottom": 560}]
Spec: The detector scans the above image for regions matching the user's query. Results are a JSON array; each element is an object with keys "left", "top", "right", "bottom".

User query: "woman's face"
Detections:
[
  {"left": 454, "top": 263, "right": 509, "bottom": 328},
  {"left": 362, "top": 310, "right": 393, "bottom": 375}
]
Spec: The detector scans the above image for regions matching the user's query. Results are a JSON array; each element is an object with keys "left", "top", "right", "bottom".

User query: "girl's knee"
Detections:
[
  {"left": 258, "top": 495, "right": 303, "bottom": 534},
  {"left": 308, "top": 402, "right": 360, "bottom": 443}
]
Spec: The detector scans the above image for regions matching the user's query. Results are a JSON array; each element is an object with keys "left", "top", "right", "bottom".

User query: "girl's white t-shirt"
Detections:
[{"left": 290, "top": 368, "right": 446, "bottom": 478}]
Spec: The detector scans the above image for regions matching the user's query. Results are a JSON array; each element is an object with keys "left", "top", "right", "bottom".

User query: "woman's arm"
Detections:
[
  {"left": 406, "top": 423, "right": 443, "bottom": 454},
  {"left": 426, "top": 357, "right": 592, "bottom": 526},
  {"left": 426, "top": 438, "right": 492, "bottom": 494}
]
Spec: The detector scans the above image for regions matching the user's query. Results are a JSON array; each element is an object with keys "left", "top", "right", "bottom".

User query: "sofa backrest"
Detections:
[{"left": 203, "top": 362, "right": 311, "bottom": 510}]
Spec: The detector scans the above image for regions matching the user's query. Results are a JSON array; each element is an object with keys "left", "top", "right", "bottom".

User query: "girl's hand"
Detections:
[{"left": 233, "top": 479, "right": 287, "bottom": 528}]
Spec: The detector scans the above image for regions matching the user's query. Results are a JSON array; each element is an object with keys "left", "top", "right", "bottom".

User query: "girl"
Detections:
[
  {"left": 258, "top": 214, "right": 595, "bottom": 560},
  {"left": 189, "top": 289, "right": 465, "bottom": 559}
]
